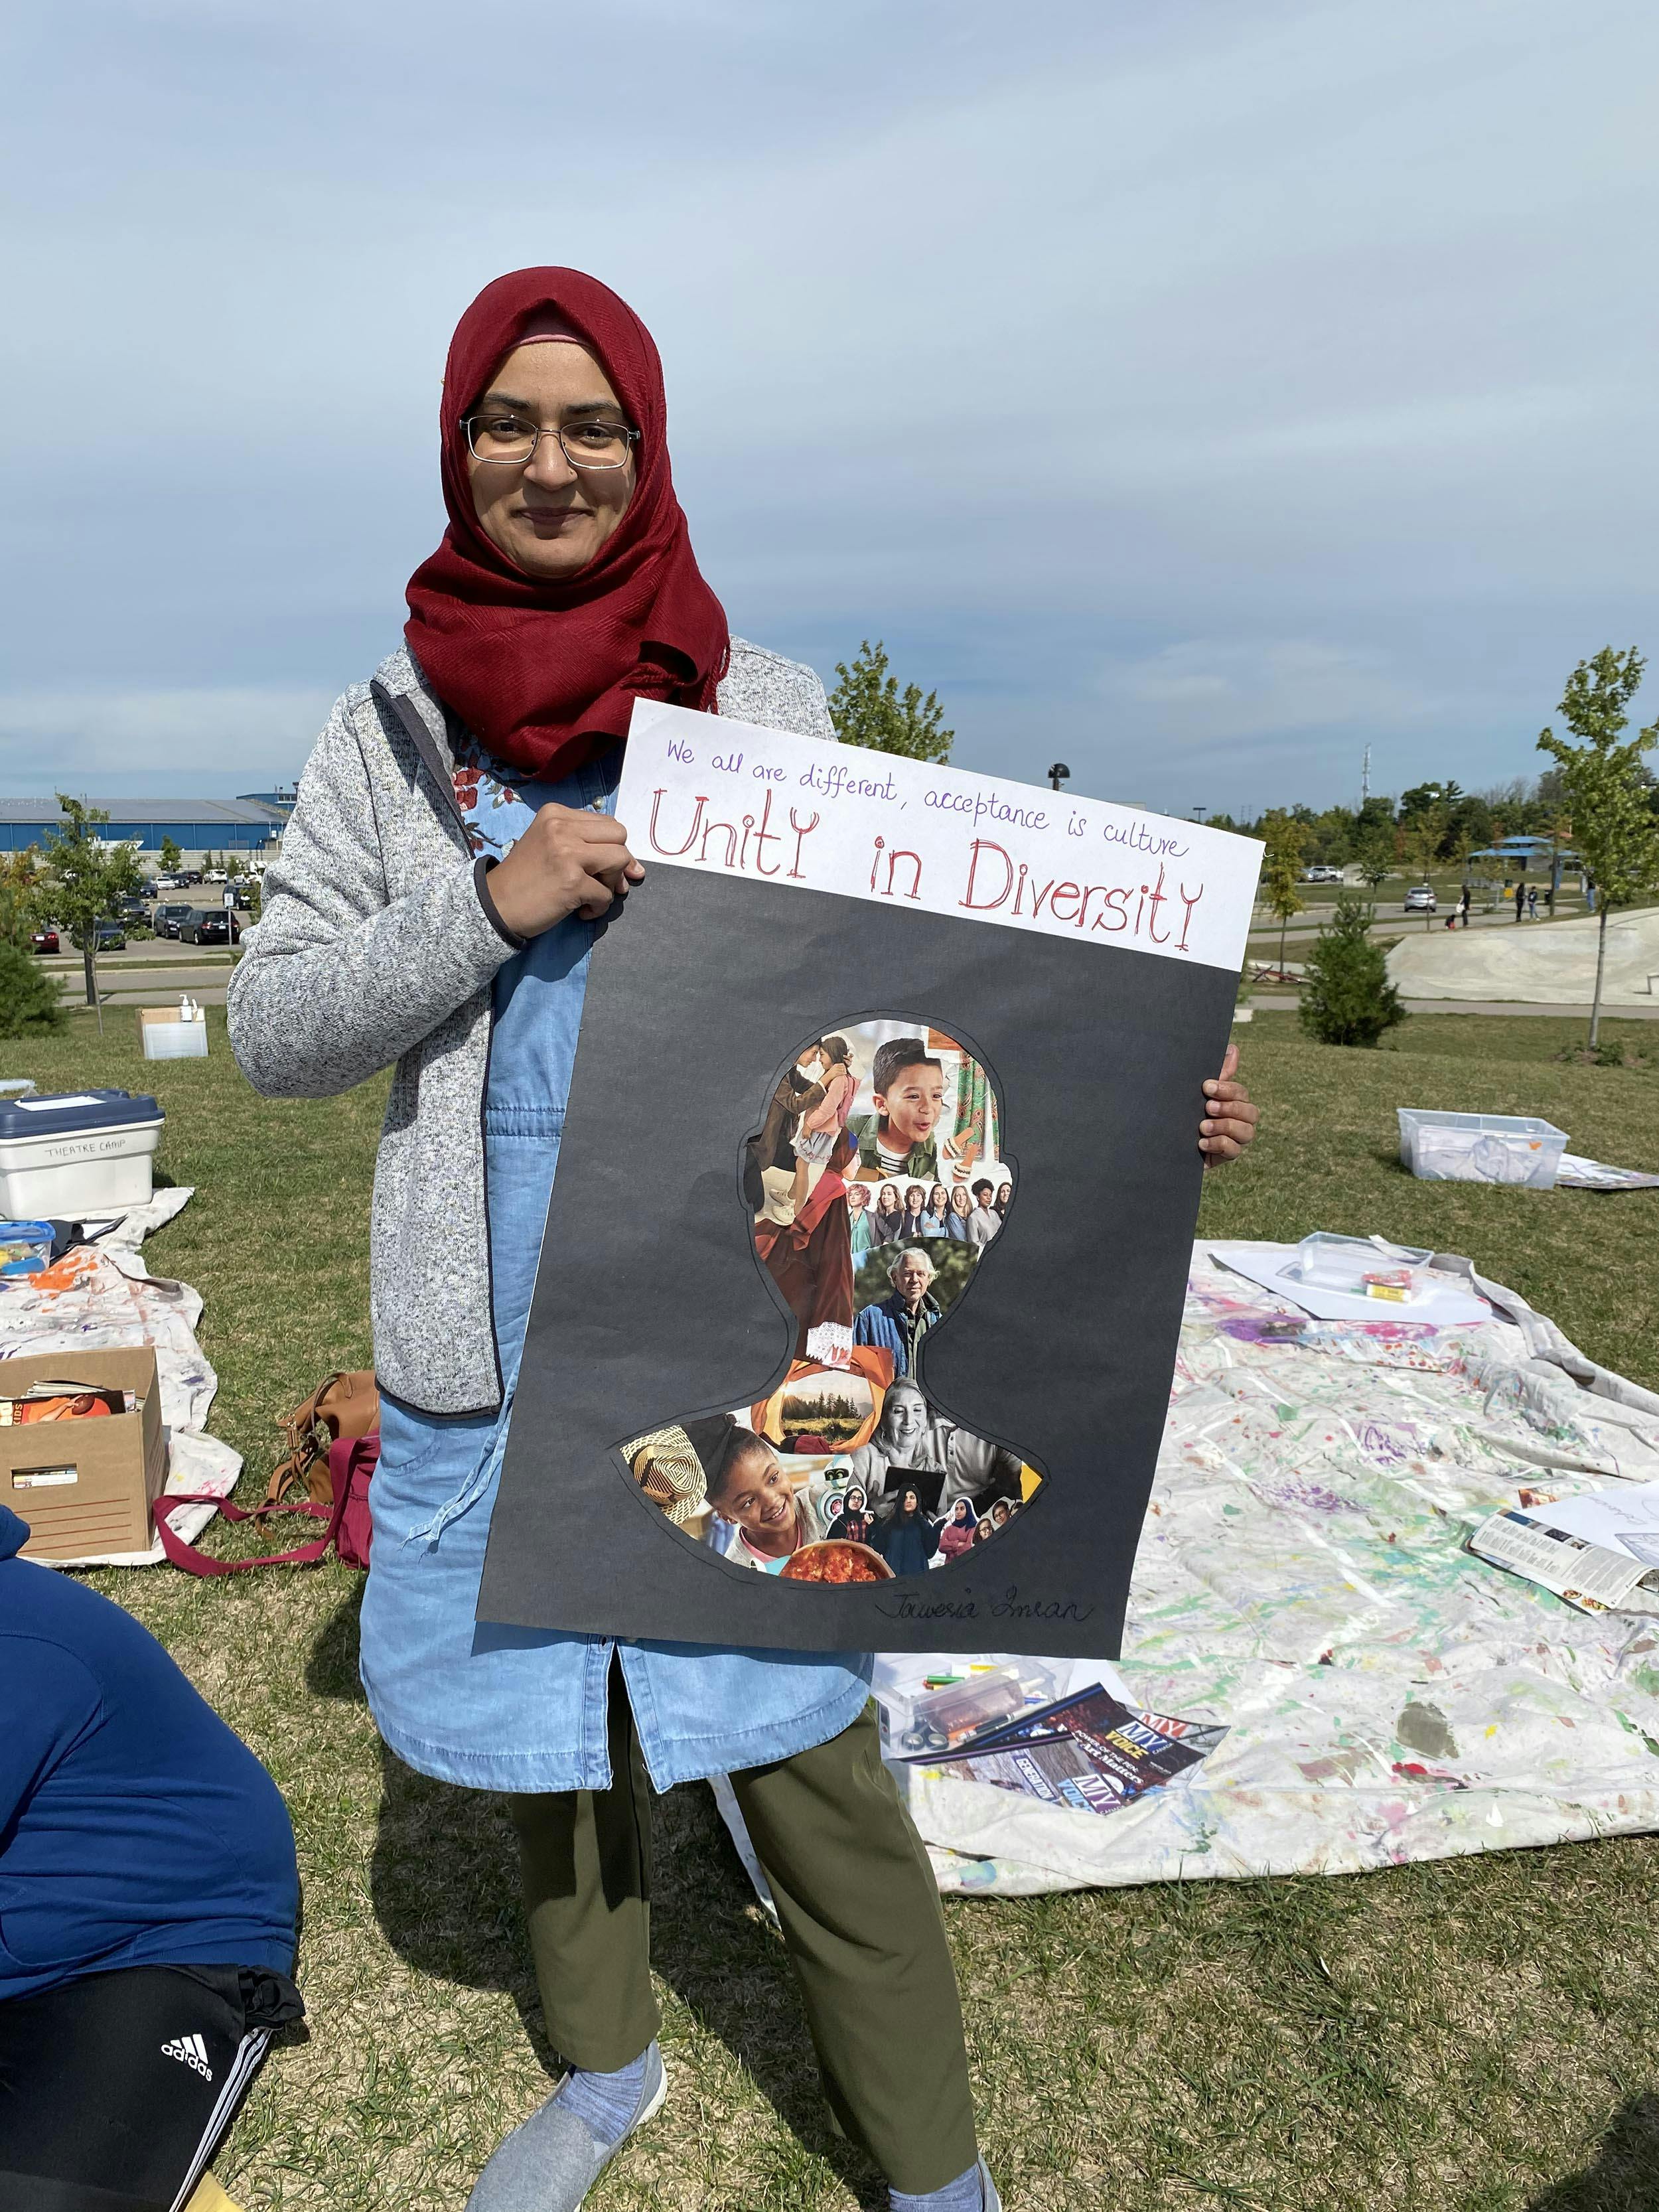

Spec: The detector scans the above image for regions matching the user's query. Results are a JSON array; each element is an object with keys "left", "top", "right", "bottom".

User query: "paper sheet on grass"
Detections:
[
  {"left": 712, "top": 1237, "right": 1659, "bottom": 1895},
  {"left": 0, "top": 1190, "right": 240, "bottom": 1564},
  {"left": 1555, "top": 1154, "right": 1659, "bottom": 1192}
]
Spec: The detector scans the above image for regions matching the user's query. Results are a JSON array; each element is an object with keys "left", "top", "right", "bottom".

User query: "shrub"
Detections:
[
  {"left": 1298, "top": 893, "right": 1406, "bottom": 1048},
  {"left": 0, "top": 940, "right": 68, "bottom": 1039}
]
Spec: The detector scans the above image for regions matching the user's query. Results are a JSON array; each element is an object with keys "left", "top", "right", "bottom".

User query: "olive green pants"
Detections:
[{"left": 507, "top": 1685, "right": 978, "bottom": 2195}]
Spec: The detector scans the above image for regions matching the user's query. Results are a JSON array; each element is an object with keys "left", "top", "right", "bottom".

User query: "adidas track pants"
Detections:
[{"left": 0, "top": 1962, "right": 302, "bottom": 2212}]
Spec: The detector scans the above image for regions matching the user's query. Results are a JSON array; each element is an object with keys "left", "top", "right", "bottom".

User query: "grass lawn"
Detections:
[{"left": 10, "top": 1005, "right": 1659, "bottom": 2211}]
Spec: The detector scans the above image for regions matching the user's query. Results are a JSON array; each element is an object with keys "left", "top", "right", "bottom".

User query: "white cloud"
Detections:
[{"left": 1103, "top": 639, "right": 1437, "bottom": 748}]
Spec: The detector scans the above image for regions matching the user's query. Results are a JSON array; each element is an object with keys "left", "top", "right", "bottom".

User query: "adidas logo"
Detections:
[{"left": 160, "top": 2033, "right": 214, "bottom": 2083}]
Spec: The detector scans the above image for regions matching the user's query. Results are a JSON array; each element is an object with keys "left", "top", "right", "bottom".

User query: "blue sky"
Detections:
[{"left": 3, "top": 0, "right": 1656, "bottom": 816}]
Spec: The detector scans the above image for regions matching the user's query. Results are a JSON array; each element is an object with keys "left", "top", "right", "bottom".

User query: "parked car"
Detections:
[
  {"left": 1301, "top": 865, "right": 1343, "bottom": 884},
  {"left": 152, "top": 874, "right": 180, "bottom": 891},
  {"left": 31, "top": 926, "right": 59, "bottom": 954},
  {"left": 91, "top": 919, "right": 127, "bottom": 950},
  {"left": 1403, "top": 885, "right": 1437, "bottom": 913},
  {"left": 178, "top": 909, "right": 242, "bottom": 946},
  {"left": 177, "top": 869, "right": 204, "bottom": 886},
  {"left": 202, "top": 868, "right": 228, "bottom": 883},
  {"left": 155, "top": 902, "right": 196, "bottom": 938}
]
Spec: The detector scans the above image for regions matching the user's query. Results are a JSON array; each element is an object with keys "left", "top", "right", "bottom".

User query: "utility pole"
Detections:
[
  {"left": 1047, "top": 763, "right": 1070, "bottom": 794},
  {"left": 1360, "top": 745, "right": 1371, "bottom": 809}
]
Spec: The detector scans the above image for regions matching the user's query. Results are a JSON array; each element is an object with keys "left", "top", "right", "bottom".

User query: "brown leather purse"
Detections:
[{"left": 263, "top": 1370, "right": 380, "bottom": 1511}]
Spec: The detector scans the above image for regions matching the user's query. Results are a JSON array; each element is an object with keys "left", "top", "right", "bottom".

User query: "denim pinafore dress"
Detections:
[{"left": 357, "top": 745, "right": 871, "bottom": 1794}]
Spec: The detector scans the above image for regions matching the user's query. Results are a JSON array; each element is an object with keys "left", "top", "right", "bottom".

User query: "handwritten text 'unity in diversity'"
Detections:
[{"left": 644, "top": 734, "right": 1211, "bottom": 951}]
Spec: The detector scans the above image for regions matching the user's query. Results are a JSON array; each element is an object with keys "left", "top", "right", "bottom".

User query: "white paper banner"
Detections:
[{"left": 619, "top": 702, "right": 1263, "bottom": 975}]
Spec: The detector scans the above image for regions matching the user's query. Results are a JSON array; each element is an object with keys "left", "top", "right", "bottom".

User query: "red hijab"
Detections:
[{"left": 405, "top": 268, "right": 729, "bottom": 779}]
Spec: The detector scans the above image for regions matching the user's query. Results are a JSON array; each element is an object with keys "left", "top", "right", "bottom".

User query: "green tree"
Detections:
[
  {"left": 159, "top": 834, "right": 183, "bottom": 875},
  {"left": 828, "top": 640, "right": 953, "bottom": 763},
  {"left": 1353, "top": 822, "right": 1394, "bottom": 893},
  {"left": 1404, "top": 799, "right": 1448, "bottom": 929},
  {"left": 0, "top": 851, "right": 44, "bottom": 949},
  {"left": 1537, "top": 648, "right": 1659, "bottom": 1048},
  {"left": 0, "top": 940, "right": 66, "bottom": 1040},
  {"left": 1299, "top": 894, "right": 1406, "bottom": 1047},
  {"left": 39, "top": 796, "right": 145, "bottom": 1031},
  {"left": 1260, "top": 810, "right": 1308, "bottom": 977}
]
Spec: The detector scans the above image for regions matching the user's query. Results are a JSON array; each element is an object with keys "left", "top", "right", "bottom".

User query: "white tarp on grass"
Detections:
[
  {"left": 723, "top": 1241, "right": 1659, "bottom": 1897},
  {"left": 0, "top": 1192, "right": 241, "bottom": 1564}
]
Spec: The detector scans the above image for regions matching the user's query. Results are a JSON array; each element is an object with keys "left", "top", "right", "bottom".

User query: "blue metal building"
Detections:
[{"left": 0, "top": 794, "right": 291, "bottom": 857}]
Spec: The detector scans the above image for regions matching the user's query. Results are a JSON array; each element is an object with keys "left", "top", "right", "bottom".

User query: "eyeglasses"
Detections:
[{"left": 462, "top": 412, "right": 640, "bottom": 471}]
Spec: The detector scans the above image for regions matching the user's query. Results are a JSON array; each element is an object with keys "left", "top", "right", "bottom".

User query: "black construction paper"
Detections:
[{"left": 478, "top": 861, "right": 1236, "bottom": 1659}]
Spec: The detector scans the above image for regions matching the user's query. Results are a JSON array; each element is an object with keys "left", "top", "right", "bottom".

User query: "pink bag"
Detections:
[{"left": 156, "top": 1434, "right": 378, "bottom": 1575}]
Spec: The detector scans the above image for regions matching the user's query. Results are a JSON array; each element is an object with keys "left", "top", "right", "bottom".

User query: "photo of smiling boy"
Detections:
[{"left": 853, "top": 1036, "right": 964, "bottom": 1182}]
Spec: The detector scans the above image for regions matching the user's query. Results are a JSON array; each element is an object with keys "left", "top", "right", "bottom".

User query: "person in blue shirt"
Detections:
[
  {"left": 855, "top": 1244, "right": 945, "bottom": 1378},
  {"left": 0, "top": 1504, "right": 302, "bottom": 2212}
]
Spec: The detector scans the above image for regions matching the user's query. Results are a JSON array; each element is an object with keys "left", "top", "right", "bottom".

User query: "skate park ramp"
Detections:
[{"left": 1386, "top": 905, "right": 1659, "bottom": 1004}]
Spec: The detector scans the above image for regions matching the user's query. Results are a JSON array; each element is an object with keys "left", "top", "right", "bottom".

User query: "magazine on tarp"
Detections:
[
  {"left": 909, "top": 1681, "right": 1228, "bottom": 1817},
  {"left": 1469, "top": 1503, "right": 1659, "bottom": 1615}
]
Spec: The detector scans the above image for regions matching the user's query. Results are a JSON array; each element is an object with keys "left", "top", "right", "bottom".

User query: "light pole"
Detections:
[{"left": 1047, "top": 763, "right": 1070, "bottom": 794}]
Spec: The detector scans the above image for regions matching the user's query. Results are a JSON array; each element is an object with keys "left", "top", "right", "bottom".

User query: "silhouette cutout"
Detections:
[{"left": 622, "top": 1017, "right": 1039, "bottom": 1586}]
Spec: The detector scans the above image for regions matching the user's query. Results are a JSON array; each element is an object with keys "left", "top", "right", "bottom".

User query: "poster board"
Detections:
[{"left": 478, "top": 703, "right": 1262, "bottom": 1659}]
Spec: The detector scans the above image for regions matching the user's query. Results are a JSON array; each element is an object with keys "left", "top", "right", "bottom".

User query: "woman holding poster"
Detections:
[{"left": 230, "top": 267, "right": 1258, "bottom": 2212}]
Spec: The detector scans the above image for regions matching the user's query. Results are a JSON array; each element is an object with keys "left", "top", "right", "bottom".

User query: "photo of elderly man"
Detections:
[{"left": 854, "top": 1244, "right": 945, "bottom": 1378}]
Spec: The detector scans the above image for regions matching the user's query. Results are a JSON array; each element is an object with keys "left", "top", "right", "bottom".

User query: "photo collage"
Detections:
[{"left": 620, "top": 1018, "right": 1040, "bottom": 1584}]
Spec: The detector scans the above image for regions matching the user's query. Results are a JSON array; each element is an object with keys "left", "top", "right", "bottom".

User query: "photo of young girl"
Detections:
[{"left": 688, "top": 1413, "right": 827, "bottom": 1574}]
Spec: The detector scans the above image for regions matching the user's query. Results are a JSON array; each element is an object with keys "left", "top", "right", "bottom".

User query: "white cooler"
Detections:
[{"left": 0, "top": 1089, "right": 165, "bottom": 1215}]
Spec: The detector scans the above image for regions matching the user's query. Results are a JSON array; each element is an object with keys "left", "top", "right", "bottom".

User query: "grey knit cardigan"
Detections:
[{"left": 227, "top": 641, "right": 835, "bottom": 1415}]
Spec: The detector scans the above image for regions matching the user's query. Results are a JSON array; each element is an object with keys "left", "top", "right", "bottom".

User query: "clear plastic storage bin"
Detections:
[{"left": 1398, "top": 1108, "right": 1568, "bottom": 1189}]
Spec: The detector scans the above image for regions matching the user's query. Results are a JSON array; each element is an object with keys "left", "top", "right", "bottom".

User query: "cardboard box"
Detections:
[{"left": 3, "top": 1348, "right": 166, "bottom": 1560}]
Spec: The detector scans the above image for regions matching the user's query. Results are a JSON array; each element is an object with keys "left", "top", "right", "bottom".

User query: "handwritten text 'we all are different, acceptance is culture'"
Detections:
[{"left": 624, "top": 705, "right": 1258, "bottom": 964}]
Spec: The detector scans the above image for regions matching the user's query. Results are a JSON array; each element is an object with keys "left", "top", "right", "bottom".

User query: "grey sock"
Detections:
[
  {"left": 556, "top": 2045, "right": 652, "bottom": 2150},
  {"left": 891, "top": 2158, "right": 993, "bottom": 2212},
  {"left": 465, "top": 2045, "right": 664, "bottom": 2212}
]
